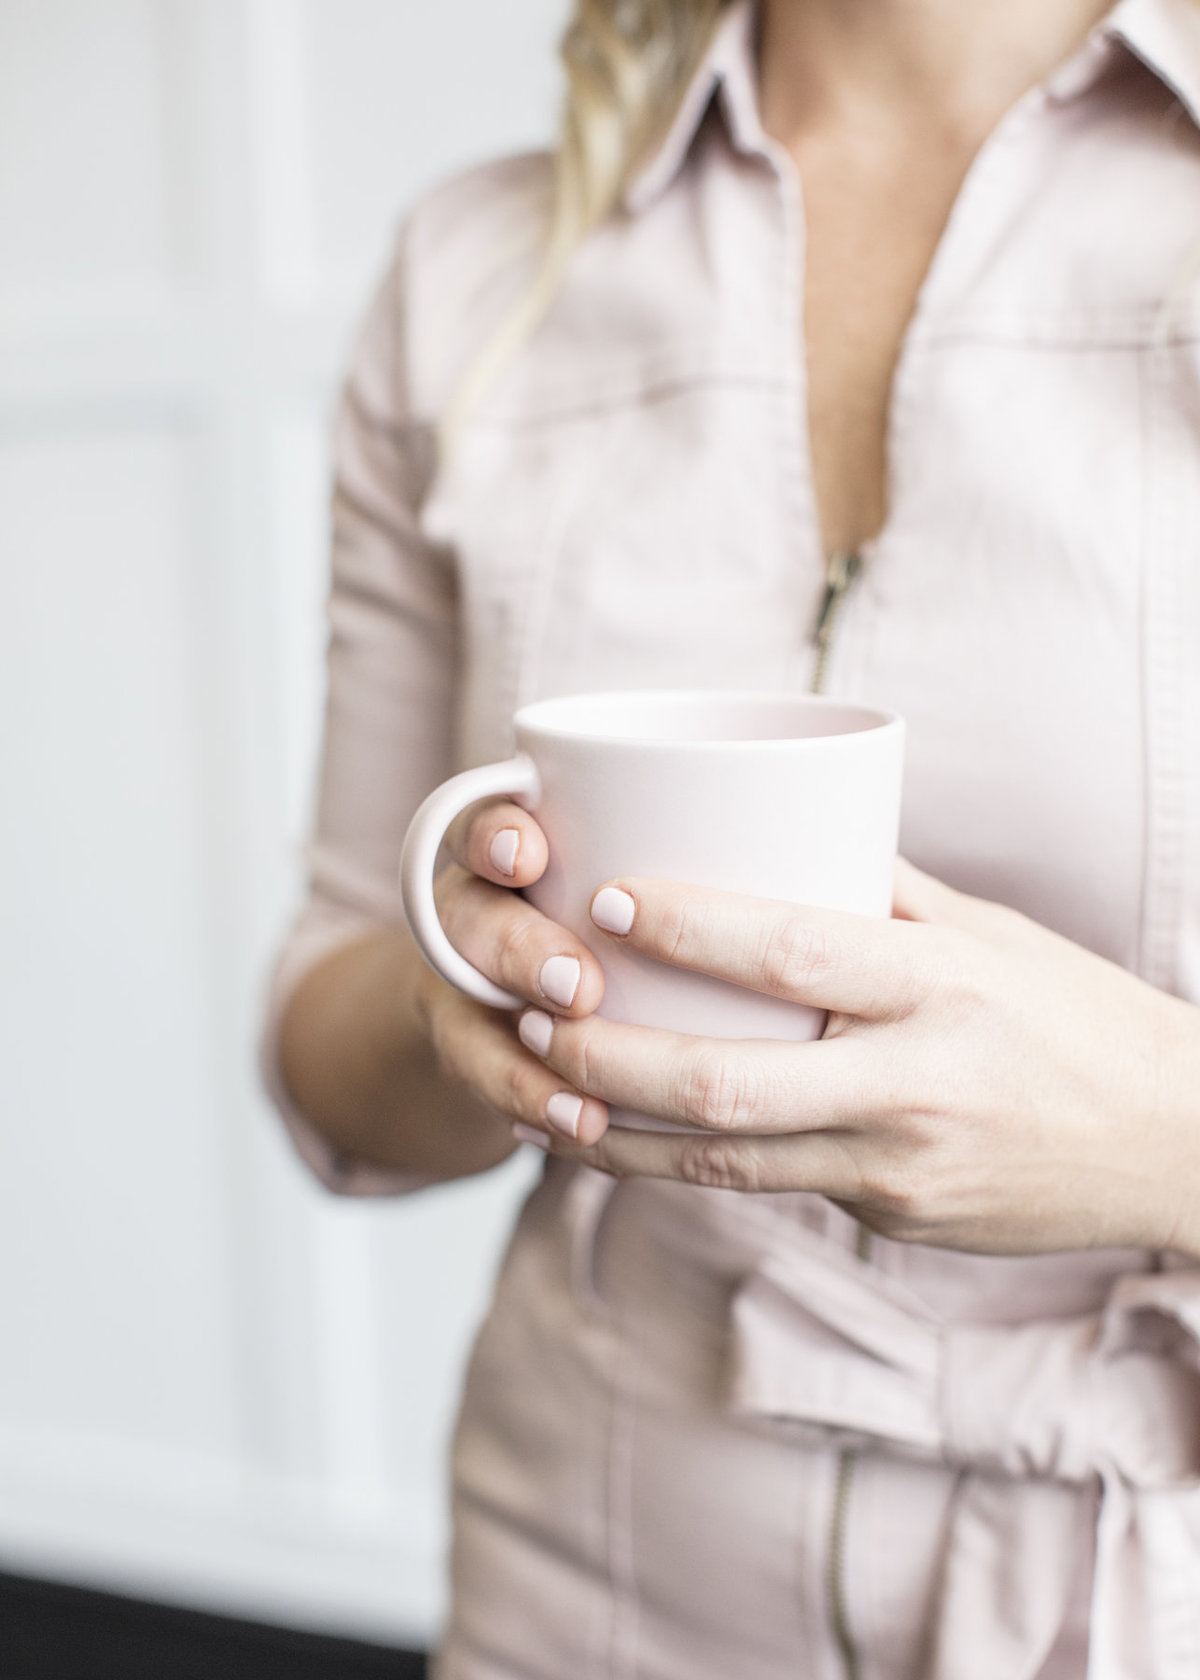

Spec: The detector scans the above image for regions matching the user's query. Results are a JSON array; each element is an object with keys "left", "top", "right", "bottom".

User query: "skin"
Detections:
[
  {"left": 515, "top": 866, "right": 1200, "bottom": 1257},
  {"left": 759, "top": 0, "right": 1119, "bottom": 553},
  {"left": 279, "top": 0, "right": 1200, "bottom": 1255}
]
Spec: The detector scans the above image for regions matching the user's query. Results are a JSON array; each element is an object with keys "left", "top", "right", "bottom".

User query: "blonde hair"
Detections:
[
  {"left": 556, "top": 1, "right": 728, "bottom": 245},
  {"left": 448, "top": 0, "right": 1200, "bottom": 435},
  {"left": 445, "top": 0, "right": 729, "bottom": 437}
]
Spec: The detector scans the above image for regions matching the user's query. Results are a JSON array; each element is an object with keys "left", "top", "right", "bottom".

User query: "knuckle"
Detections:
[
  {"left": 579, "top": 1135, "right": 625, "bottom": 1181},
  {"left": 759, "top": 914, "right": 836, "bottom": 996},
  {"left": 875, "top": 1170, "right": 923, "bottom": 1223},
  {"left": 491, "top": 906, "right": 536, "bottom": 983},
  {"left": 557, "top": 1018, "right": 601, "bottom": 1096},
  {"left": 860, "top": 1151, "right": 933, "bottom": 1225},
  {"left": 679, "top": 1046, "right": 760, "bottom": 1130},
  {"left": 931, "top": 935, "right": 989, "bottom": 1018},
  {"left": 501, "top": 1049, "right": 560, "bottom": 1127},
  {"left": 438, "top": 812, "right": 467, "bottom": 865},
  {"left": 432, "top": 862, "right": 471, "bottom": 917},
  {"left": 659, "top": 896, "right": 699, "bottom": 963},
  {"left": 462, "top": 811, "right": 492, "bottom": 872},
  {"left": 883, "top": 927, "right": 964, "bottom": 1022},
  {"left": 642, "top": 893, "right": 701, "bottom": 966},
  {"left": 499, "top": 1054, "right": 529, "bottom": 1119},
  {"left": 425, "top": 1007, "right": 460, "bottom": 1084},
  {"left": 677, "top": 1135, "right": 762, "bottom": 1193},
  {"left": 464, "top": 797, "right": 502, "bottom": 846}
]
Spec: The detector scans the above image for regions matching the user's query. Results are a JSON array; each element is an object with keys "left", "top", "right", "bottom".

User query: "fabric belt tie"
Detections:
[{"left": 727, "top": 1226, "right": 1200, "bottom": 1680}]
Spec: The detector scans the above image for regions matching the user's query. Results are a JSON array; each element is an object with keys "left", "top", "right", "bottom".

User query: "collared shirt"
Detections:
[{"left": 264, "top": 3, "right": 1200, "bottom": 1673}]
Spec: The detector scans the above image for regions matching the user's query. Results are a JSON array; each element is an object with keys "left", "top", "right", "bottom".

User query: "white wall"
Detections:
[{"left": 0, "top": 0, "right": 567, "bottom": 1647}]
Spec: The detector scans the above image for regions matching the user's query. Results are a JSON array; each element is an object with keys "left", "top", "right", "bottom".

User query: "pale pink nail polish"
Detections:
[
  {"left": 512, "top": 1122, "right": 550, "bottom": 1151},
  {"left": 519, "top": 1009, "right": 554, "bottom": 1057},
  {"left": 546, "top": 1092, "right": 583, "bottom": 1139},
  {"left": 489, "top": 827, "right": 520, "bottom": 878},
  {"left": 591, "top": 886, "right": 636, "bottom": 935},
  {"left": 539, "top": 955, "right": 581, "bottom": 1008}
]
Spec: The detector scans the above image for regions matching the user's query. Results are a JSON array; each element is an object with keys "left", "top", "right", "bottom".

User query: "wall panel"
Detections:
[
  {"left": 0, "top": 1, "right": 196, "bottom": 309},
  {"left": 0, "top": 0, "right": 567, "bottom": 1645},
  {"left": 299, "top": 0, "right": 565, "bottom": 300},
  {"left": 0, "top": 422, "right": 238, "bottom": 1460}
]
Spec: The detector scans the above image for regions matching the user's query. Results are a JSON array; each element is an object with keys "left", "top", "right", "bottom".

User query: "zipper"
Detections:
[
  {"left": 808, "top": 545, "right": 871, "bottom": 1680},
  {"left": 827, "top": 1450, "right": 863, "bottom": 1680},
  {"left": 810, "top": 549, "right": 863, "bottom": 696}
]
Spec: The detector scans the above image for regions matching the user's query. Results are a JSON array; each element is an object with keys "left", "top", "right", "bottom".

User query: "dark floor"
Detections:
[{"left": 0, "top": 1571, "right": 428, "bottom": 1680}]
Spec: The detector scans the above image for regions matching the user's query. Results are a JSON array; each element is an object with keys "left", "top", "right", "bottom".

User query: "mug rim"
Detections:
[{"left": 512, "top": 688, "right": 903, "bottom": 750}]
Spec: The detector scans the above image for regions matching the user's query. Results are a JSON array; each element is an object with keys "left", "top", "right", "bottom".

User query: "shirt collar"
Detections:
[
  {"left": 1100, "top": 0, "right": 1200, "bottom": 125},
  {"left": 623, "top": 1, "right": 769, "bottom": 214},
  {"left": 623, "top": 0, "right": 1200, "bottom": 217}
]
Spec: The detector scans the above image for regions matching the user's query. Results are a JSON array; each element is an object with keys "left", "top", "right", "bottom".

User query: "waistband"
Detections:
[{"left": 552, "top": 1162, "right": 1200, "bottom": 1680}]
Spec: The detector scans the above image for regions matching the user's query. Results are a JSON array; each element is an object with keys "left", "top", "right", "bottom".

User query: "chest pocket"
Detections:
[{"left": 428, "top": 380, "right": 819, "bottom": 766}]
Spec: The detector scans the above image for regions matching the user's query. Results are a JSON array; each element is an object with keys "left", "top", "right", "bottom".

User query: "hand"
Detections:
[
  {"left": 414, "top": 799, "right": 611, "bottom": 1148},
  {"left": 511, "top": 860, "right": 1200, "bottom": 1256}
]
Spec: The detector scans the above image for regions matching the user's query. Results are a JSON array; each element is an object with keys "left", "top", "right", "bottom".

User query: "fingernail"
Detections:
[
  {"left": 546, "top": 1092, "right": 583, "bottom": 1140},
  {"left": 519, "top": 1009, "right": 554, "bottom": 1057},
  {"left": 489, "top": 828, "right": 519, "bottom": 877},
  {"left": 591, "top": 886, "right": 636, "bottom": 935},
  {"left": 539, "top": 955, "right": 581, "bottom": 1008},
  {"left": 512, "top": 1122, "right": 550, "bottom": 1151}
]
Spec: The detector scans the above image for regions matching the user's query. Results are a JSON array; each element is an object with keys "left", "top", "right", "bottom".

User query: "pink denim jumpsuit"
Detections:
[{"left": 263, "top": 2, "right": 1200, "bottom": 1672}]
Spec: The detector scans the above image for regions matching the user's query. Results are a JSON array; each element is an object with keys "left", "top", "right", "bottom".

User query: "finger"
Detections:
[
  {"left": 528, "top": 1117, "right": 874, "bottom": 1198},
  {"left": 891, "top": 857, "right": 948, "bottom": 923},
  {"left": 436, "top": 865, "right": 605, "bottom": 1016},
  {"left": 588, "top": 879, "right": 935, "bottom": 1019},
  {"left": 443, "top": 798, "right": 549, "bottom": 889},
  {"left": 893, "top": 857, "right": 1023, "bottom": 942},
  {"left": 517, "top": 1008, "right": 872, "bottom": 1132},
  {"left": 429, "top": 984, "right": 608, "bottom": 1145}
]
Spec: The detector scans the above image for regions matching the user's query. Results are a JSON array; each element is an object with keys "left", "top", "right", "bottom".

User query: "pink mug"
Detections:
[{"left": 400, "top": 689, "right": 904, "bottom": 1130}]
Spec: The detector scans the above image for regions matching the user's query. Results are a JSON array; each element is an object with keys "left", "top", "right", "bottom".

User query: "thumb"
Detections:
[{"left": 892, "top": 856, "right": 986, "bottom": 930}]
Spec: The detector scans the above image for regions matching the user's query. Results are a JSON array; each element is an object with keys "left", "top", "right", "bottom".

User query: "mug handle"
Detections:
[{"left": 399, "top": 754, "right": 542, "bottom": 1009}]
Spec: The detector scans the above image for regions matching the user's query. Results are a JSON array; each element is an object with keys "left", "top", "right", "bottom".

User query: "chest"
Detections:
[
  {"left": 794, "top": 122, "right": 988, "bottom": 557},
  {"left": 421, "top": 103, "right": 1200, "bottom": 1001}
]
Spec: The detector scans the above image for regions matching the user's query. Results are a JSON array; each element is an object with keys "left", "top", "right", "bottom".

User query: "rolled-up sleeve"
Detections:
[{"left": 260, "top": 225, "right": 459, "bottom": 1195}]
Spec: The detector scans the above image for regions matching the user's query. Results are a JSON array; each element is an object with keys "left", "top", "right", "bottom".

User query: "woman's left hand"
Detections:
[{"left": 514, "top": 860, "right": 1200, "bottom": 1257}]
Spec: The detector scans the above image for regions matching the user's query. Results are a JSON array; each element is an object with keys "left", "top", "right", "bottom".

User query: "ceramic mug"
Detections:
[{"left": 400, "top": 689, "right": 905, "bottom": 1131}]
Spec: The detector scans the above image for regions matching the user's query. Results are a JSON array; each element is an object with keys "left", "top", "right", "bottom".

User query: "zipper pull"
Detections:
[{"left": 810, "top": 549, "right": 862, "bottom": 695}]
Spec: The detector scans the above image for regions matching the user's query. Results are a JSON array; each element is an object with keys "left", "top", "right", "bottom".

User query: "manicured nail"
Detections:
[
  {"left": 489, "top": 828, "right": 519, "bottom": 878},
  {"left": 512, "top": 1122, "right": 550, "bottom": 1151},
  {"left": 546, "top": 1092, "right": 583, "bottom": 1139},
  {"left": 519, "top": 1009, "right": 554, "bottom": 1057},
  {"left": 591, "top": 886, "right": 636, "bottom": 935},
  {"left": 539, "top": 955, "right": 581, "bottom": 1008}
]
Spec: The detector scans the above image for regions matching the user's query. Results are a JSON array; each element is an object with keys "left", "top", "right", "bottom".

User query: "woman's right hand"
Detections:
[{"left": 416, "top": 799, "right": 611, "bottom": 1147}]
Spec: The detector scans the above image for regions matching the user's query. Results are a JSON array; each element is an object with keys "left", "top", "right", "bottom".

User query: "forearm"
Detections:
[
  {"left": 277, "top": 925, "right": 518, "bottom": 1182},
  {"left": 1153, "top": 991, "right": 1200, "bottom": 1258}
]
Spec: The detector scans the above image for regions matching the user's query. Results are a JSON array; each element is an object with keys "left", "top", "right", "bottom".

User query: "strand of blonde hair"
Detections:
[{"left": 443, "top": 0, "right": 729, "bottom": 444}]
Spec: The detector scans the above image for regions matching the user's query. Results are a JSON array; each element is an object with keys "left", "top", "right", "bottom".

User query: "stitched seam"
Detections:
[
  {"left": 604, "top": 1296, "right": 642, "bottom": 1680},
  {"left": 1137, "top": 343, "right": 1189, "bottom": 990},
  {"left": 466, "top": 370, "right": 791, "bottom": 432},
  {"left": 457, "top": 332, "right": 1200, "bottom": 436}
]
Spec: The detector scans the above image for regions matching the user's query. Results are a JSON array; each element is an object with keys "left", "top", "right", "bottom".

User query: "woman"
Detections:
[{"left": 263, "top": 0, "right": 1200, "bottom": 1674}]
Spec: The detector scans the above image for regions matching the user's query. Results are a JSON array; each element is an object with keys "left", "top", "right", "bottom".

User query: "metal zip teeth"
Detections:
[
  {"left": 828, "top": 1450, "right": 862, "bottom": 1680},
  {"left": 810, "top": 549, "right": 863, "bottom": 696}
]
